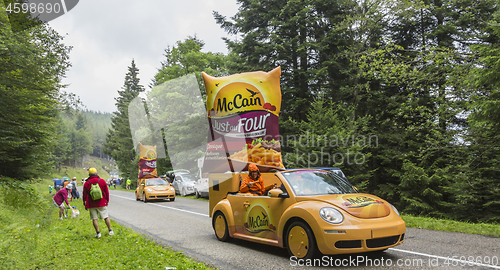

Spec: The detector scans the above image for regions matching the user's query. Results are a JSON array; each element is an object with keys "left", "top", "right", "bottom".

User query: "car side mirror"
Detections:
[
  {"left": 278, "top": 192, "right": 289, "bottom": 198},
  {"left": 353, "top": 186, "right": 358, "bottom": 192},
  {"left": 268, "top": 189, "right": 283, "bottom": 197}
]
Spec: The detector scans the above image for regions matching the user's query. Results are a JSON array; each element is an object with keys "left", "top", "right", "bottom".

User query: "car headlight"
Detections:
[
  {"left": 319, "top": 207, "right": 343, "bottom": 224},
  {"left": 170, "top": 187, "right": 175, "bottom": 191},
  {"left": 389, "top": 203, "right": 400, "bottom": 216},
  {"left": 146, "top": 188, "right": 153, "bottom": 192}
]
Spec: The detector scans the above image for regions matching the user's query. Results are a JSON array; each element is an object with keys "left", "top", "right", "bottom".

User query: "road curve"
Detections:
[{"left": 103, "top": 189, "right": 499, "bottom": 270}]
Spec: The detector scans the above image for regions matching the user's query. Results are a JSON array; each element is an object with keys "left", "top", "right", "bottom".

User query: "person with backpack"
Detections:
[{"left": 83, "top": 167, "right": 114, "bottom": 239}]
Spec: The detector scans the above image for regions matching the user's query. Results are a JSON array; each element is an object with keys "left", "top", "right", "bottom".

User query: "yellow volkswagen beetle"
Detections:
[
  {"left": 209, "top": 169, "right": 405, "bottom": 259},
  {"left": 136, "top": 177, "right": 176, "bottom": 202}
]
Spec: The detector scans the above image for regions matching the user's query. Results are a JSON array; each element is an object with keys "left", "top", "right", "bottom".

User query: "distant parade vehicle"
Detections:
[
  {"left": 209, "top": 168, "right": 405, "bottom": 259},
  {"left": 165, "top": 169, "right": 191, "bottom": 183},
  {"left": 194, "top": 176, "right": 209, "bottom": 198},
  {"left": 172, "top": 173, "right": 197, "bottom": 197},
  {"left": 136, "top": 177, "right": 175, "bottom": 202}
]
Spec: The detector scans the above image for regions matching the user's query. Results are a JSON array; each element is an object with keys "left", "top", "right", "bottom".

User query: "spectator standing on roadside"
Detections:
[
  {"left": 83, "top": 168, "right": 114, "bottom": 239},
  {"left": 70, "top": 177, "right": 79, "bottom": 201},
  {"left": 126, "top": 178, "right": 131, "bottom": 190},
  {"left": 53, "top": 185, "right": 73, "bottom": 219}
]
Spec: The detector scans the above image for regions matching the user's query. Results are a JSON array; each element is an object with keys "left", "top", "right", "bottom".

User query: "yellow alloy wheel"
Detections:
[
  {"left": 213, "top": 212, "right": 230, "bottom": 242},
  {"left": 286, "top": 221, "right": 317, "bottom": 259},
  {"left": 288, "top": 226, "right": 309, "bottom": 258}
]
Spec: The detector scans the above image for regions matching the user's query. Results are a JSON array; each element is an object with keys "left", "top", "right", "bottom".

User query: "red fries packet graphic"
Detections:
[
  {"left": 138, "top": 143, "right": 157, "bottom": 178},
  {"left": 202, "top": 67, "right": 285, "bottom": 173}
]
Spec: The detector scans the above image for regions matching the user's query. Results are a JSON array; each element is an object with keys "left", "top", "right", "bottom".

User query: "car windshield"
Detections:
[
  {"left": 329, "top": 169, "right": 346, "bottom": 178},
  {"left": 180, "top": 174, "right": 196, "bottom": 182},
  {"left": 146, "top": 178, "right": 169, "bottom": 186},
  {"left": 281, "top": 170, "right": 356, "bottom": 196}
]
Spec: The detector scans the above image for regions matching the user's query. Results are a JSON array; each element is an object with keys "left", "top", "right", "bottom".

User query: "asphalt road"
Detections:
[{"left": 101, "top": 188, "right": 499, "bottom": 270}]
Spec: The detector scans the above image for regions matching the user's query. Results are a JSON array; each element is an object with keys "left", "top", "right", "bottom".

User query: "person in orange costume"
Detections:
[{"left": 240, "top": 164, "right": 265, "bottom": 196}]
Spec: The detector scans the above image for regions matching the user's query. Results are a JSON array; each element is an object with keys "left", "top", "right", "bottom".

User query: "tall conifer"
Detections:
[{"left": 103, "top": 60, "right": 145, "bottom": 180}]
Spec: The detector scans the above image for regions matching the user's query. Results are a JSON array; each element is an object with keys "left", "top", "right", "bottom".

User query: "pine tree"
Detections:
[
  {"left": 459, "top": 8, "right": 500, "bottom": 222},
  {"left": 103, "top": 60, "right": 145, "bottom": 180}
]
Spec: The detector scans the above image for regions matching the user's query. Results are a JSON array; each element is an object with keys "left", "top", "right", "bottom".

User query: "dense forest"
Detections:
[
  {"left": 0, "top": 0, "right": 113, "bottom": 178},
  {"left": 51, "top": 92, "right": 112, "bottom": 170},
  {"left": 1, "top": 0, "right": 499, "bottom": 223}
]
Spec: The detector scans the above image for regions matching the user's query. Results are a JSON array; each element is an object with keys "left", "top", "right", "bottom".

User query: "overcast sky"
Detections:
[{"left": 48, "top": 0, "right": 240, "bottom": 113}]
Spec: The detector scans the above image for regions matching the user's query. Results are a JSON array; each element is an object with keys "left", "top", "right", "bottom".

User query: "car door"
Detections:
[
  {"left": 173, "top": 176, "right": 182, "bottom": 194},
  {"left": 227, "top": 194, "right": 285, "bottom": 241}
]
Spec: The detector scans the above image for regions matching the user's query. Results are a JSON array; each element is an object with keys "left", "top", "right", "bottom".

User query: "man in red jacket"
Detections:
[{"left": 83, "top": 167, "right": 114, "bottom": 238}]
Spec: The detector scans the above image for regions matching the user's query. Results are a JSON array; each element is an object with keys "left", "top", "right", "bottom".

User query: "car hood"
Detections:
[
  {"left": 148, "top": 185, "right": 172, "bottom": 191},
  {"left": 298, "top": 193, "right": 391, "bottom": 219}
]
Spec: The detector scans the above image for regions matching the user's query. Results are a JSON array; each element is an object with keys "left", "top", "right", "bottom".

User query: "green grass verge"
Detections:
[
  {"left": 402, "top": 214, "right": 500, "bottom": 237},
  {"left": 0, "top": 177, "right": 214, "bottom": 269}
]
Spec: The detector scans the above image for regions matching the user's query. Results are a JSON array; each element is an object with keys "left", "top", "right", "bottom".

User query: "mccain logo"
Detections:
[
  {"left": 244, "top": 205, "right": 276, "bottom": 233},
  {"left": 215, "top": 88, "right": 263, "bottom": 113},
  {"left": 210, "top": 82, "right": 266, "bottom": 117},
  {"left": 342, "top": 196, "right": 383, "bottom": 208}
]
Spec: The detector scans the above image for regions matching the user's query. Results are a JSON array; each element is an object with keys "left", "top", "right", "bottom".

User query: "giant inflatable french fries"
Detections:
[
  {"left": 138, "top": 143, "right": 157, "bottom": 178},
  {"left": 202, "top": 67, "right": 284, "bottom": 173}
]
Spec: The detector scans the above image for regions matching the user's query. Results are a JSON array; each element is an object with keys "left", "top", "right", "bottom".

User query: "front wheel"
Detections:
[
  {"left": 135, "top": 192, "right": 139, "bottom": 201},
  {"left": 195, "top": 189, "right": 200, "bottom": 198},
  {"left": 213, "top": 212, "right": 231, "bottom": 242},
  {"left": 181, "top": 188, "right": 187, "bottom": 197},
  {"left": 170, "top": 197, "right": 175, "bottom": 202},
  {"left": 143, "top": 193, "right": 148, "bottom": 203},
  {"left": 286, "top": 221, "right": 317, "bottom": 260}
]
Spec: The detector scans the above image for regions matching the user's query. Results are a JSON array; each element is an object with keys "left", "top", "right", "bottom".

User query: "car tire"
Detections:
[
  {"left": 143, "top": 193, "right": 147, "bottom": 203},
  {"left": 135, "top": 192, "right": 139, "bottom": 201},
  {"left": 181, "top": 188, "right": 186, "bottom": 197},
  {"left": 170, "top": 197, "right": 175, "bottom": 202},
  {"left": 286, "top": 221, "right": 317, "bottom": 260},
  {"left": 213, "top": 212, "right": 231, "bottom": 242},
  {"left": 195, "top": 189, "right": 200, "bottom": 199}
]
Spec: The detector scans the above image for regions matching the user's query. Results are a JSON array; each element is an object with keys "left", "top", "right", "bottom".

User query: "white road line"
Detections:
[
  {"left": 111, "top": 193, "right": 498, "bottom": 269},
  {"left": 110, "top": 194, "right": 210, "bottom": 217},
  {"left": 390, "top": 248, "right": 500, "bottom": 269},
  {"left": 153, "top": 203, "right": 210, "bottom": 217}
]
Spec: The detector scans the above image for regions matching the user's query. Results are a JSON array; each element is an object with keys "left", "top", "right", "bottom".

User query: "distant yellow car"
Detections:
[
  {"left": 209, "top": 169, "right": 405, "bottom": 259},
  {"left": 136, "top": 177, "right": 176, "bottom": 202}
]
